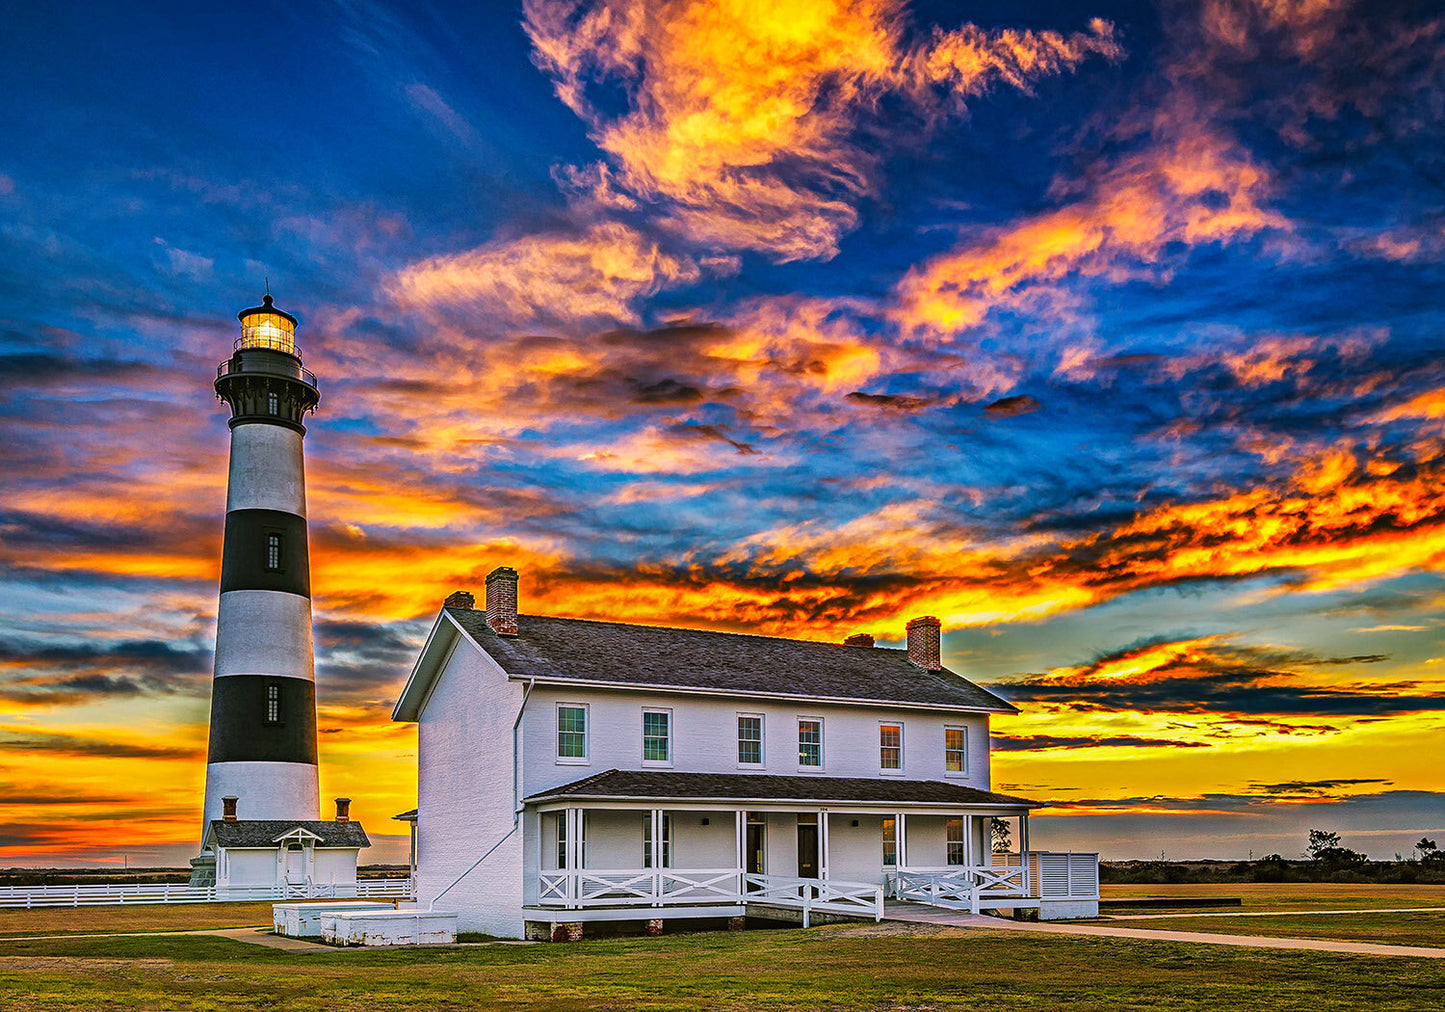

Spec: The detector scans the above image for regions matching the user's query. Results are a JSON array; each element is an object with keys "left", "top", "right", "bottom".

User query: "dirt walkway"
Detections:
[{"left": 883, "top": 903, "right": 1445, "bottom": 959}]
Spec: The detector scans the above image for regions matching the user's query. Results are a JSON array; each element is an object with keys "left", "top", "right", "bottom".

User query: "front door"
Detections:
[
  {"left": 284, "top": 845, "right": 306, "bottom": 884},
  {"left": 797, "top": 816, "right": 819, "bottom": 879},
  {"left": 746, "top": 814, "right": 766, "bottom": 888}
]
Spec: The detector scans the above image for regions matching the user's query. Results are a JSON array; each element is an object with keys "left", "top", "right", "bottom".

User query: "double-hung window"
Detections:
[
  {"left": 883, "top": 816, "right": 897, "bottom": 866},
  {"left": 947, "top": 817, "right": 966, "bottom": 865},
  {"left": 945, "top": 725, "right": 967, "bottom": 774},
  {"left": 264, "top": 683, "right": 282, "bottom": 725},
  {"left": 265, "top": 532, "right": 283, "bottom": 572},
  {"left": 737, "top": 714, "right": 763, "bottom": 766},
  {"left": 798, "top": 718, "right": 822, "bottom": 768},
  {"left": 557, "top": 704, "right": 588, "bottom": 762},
  {"left": 642, "top": 709, "right": 671, "bottom": 763},
  {"left": 643, "top": 814, "right": 672, "bottom": 868},
  {"left": 880, "top": 723, "right": 903, "bottom": 771},
  {"left": 557, "top": 812, "right": 588, "bottom": 868}
]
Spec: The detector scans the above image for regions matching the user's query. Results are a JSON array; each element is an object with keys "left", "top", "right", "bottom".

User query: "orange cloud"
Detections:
[{"left": 525, "top": 0, "right": 1121, "bottom": 261}]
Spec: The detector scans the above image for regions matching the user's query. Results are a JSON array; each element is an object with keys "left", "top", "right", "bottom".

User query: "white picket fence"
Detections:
[{"left": 0, "top": 878, "right": 414, "bottom": 908}]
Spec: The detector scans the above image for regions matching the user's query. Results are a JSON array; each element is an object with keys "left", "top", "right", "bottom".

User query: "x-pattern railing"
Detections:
[{"left": 535, "top": 869, "right": 884, "bottom": 923}]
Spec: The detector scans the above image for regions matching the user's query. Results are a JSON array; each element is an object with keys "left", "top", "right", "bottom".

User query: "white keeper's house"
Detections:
[{"left": 392, "top": 567, "right": 1099, "bottom": 940}]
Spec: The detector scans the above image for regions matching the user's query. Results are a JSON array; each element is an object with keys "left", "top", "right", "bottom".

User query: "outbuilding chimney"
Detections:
[
  {"left": 443, "top": 590, "right": 474, "bottom": 611},
  {"left": 334, "top": 797, "right": 351, "bottom": 823},
  {"left": 844, "top": 633, "right": 875, "bottom": 647},
  {"left": 906, "top": 616, "right": 942, "bottom": 670},
  {"left": 222, "top": 796, "right": 238, "bottom": 822},
  {"left": 485, "top": 566, "right": 519, "bottom": 637}
]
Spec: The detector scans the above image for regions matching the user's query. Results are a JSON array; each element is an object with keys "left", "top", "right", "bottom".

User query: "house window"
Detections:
[
  {"left": 737, "top": 714, "right": 763, "bottom": 765},
  {"left": 945, "top": 726, "right": 967, "bottom": 774},
  {"left": 947, "top": 817, "right": 966, "bottom": 866},
  {"left": 642, "top": 709, "right": 671, "bottom": 763},
  {"left": 798, "top": 718, "right": 822, "bottom": 767},
  {"left": 557, "top": 705, "right": 588, "bottom": 761},
  {"left": 268, "top": 392, "right": 279, "bottom": 415},
  {"left": 643, "top": 814, "right": 672, "bottom": 868},
  {"left": 265, "top": 532, "right": 283, "bottom": 572},
  {"left": 264, "top": 683, "right": 282, "bottom": 725},
  {"left": 880, "top": 723, "right": 902, "bottom": 771},
  {"left": 883, "top": 816, "right": 897, "bottom": 866}
]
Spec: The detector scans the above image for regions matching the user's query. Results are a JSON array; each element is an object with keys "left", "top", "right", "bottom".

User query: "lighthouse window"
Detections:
[
  {"left": 265, "top": 533, "right": 283, "bottom": 571},
  {"left": 264, "top": 683, "right": 283, "bottom": 725},
  {"left": 268, "top": 392, "right": 279, "bottom": 415}
]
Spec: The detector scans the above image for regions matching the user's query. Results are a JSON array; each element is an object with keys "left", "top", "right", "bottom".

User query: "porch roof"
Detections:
[{"left": 524, "top": 769, "right": 1040, "bottom": 810}]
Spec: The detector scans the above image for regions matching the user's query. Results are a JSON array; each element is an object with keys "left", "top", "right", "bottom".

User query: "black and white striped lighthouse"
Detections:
[{"left": 201, "top": 294, "right": 321, "bottom": 834}]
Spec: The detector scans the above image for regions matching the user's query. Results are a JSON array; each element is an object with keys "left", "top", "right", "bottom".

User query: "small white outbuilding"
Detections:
[{"left": 193, "top": 797, "right": 371, "bottom": 897}]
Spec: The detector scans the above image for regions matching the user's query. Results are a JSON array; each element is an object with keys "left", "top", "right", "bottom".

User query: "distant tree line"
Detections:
[{"left": 1101, "top": 831, "right": 1445, "bottom": 885}]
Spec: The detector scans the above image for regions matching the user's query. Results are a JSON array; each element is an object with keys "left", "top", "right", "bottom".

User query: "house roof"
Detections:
[
  {"left": 393, "top": 608, "right": 1014, "bottom": 720},
  {"left": 206, "top": 820, "right": 371, "bottom": 849},
  {"left": 523, "top": 769, "right": 1039, "bottom": 810}
]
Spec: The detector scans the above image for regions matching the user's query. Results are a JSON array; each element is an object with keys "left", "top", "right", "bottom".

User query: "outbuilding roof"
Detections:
[
  {"left": 524, "top": 769, "right": 1039, "bottom": 809},
  {"left": 206, "top": 820, "right": 371, "bottom": 849},
  {"left": 419, "top": 609, "right": 1014, "bottom": 715}
]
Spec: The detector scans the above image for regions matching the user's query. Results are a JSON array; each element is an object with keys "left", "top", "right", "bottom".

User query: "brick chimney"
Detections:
[
  {"left": 485, "top": 566, "right": 519, "bottom": 637},
  {"left": 443, "top": 590, "right": 474, "bottom": 610},
  {"left": 906, "top": 616, "right": 941, "bottom": 670},
  {"left": 844, "top": 633, "right": 875, "bottom": 647},
  {"left": 222, "top": 796, "right": 238, "bottom": 821},
  {"left": 334, "top": 797, "right": 351, "bottom": 823}
]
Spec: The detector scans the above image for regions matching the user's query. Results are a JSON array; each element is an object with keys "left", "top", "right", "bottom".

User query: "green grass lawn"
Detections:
[
  {"left": 1101, "top": 882, "right": 1445, "bottom": 911},
  {"left": 1, "top": 925, "right": 1441, "bottom": 1011},
  {"left": 1116, "top": 910, "right": 1445, "bottom": 948},
  {"left": 0, "top": 901, "right": 275, "bottom": 938}
]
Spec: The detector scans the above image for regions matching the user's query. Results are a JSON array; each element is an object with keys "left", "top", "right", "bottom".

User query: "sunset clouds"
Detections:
[{"left": 3, "top": 0, "right": 1445, "bottom": 864}]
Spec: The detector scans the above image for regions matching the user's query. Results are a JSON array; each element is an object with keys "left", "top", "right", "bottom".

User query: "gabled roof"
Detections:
[
  {"left": 206, "top": 820, "right": 371, "bottom": 849},
  {"left": 525, "top": 769, "right": 1039, "bottom": 809},
  {"left": 393, "top": 608, "right": 1015, "bottom": 720}
]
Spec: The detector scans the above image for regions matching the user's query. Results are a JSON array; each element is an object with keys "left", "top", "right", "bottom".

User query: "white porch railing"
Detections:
[
  {"left": 743, "top": 873, "right": 885, "bottom": 926},
  {"left": 0, "top": 878, "right": 414, "bottom": 908},
  {"left": 535, "top": 869, "right": 884, "bottom": 924},
  {"left": 891, "top": 852, "right": 1098, "bottom": 911},
  {"left": 537, "top": 868, "right": 743, "bottom": 908}
]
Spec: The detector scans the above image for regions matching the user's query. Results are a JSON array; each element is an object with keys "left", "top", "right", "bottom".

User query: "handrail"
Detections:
[{"left": 216, "top": 357, "right": 317, "bottom": 388}]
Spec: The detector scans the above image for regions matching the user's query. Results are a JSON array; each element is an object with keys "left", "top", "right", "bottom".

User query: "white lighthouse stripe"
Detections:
[
  {"left": 202, "top": 760, "right": 320, "bottom": 830},
  {"left": 225, "top": 423, "right": 307, "bottom": 517},
  {"left": 214, "top": 590, "right": 315, "bottom": 681}
]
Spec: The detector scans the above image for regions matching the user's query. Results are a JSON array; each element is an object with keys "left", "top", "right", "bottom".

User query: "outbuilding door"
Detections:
[{"left": 284, "top": 844, "right": 307, "bottom": 884}]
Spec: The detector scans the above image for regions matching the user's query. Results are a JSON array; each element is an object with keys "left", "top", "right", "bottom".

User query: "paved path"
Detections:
[
  {"left": 1107, "top": 906, "right": 1445, "bottom": 921},
  {"left": 882, "top": 902, "right": 1445, "bottom": 959}
]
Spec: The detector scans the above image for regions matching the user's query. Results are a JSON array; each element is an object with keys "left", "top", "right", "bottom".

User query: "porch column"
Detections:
[
  {"left": 650, "top": 808, "right": 663, "bottom": 904},
  {"left": 819, "top": 810, "right": 830, "bottom": 880},
  {"left": 963, "top": 814, "right": 974, "bottom": 870},
  {"left": 1020, "top": 813, "right": 1031, "bottom": 896},
  {"left": 734, "top": 809, "right": 745, "bottom": 895},
  {"left": 565, "top": 808, "right": 580, "bottom": 908},
  {"left": 895, "top": 812, "right": 907, "bottom": 871}
]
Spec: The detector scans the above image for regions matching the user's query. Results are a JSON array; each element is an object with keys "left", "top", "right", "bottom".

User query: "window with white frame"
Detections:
[
  {"left": 737, "top": 714, "right": 763, "bottom": 765},
  {"left": 557, "top": 704, "right": 588, "bottom": 761},
  {"left": 643, "top": 814, "right": 673, "bottom": 868},
  {"left": 797, "top": 718, "right": 822, "bottom": 767},
  {"left": 946, "top": 817, "right": 966, "bottom": 865},
  {"left": 880, "top": 722, "right": 903, "bottom": 770},
  {"left": 945, "top": 725, "right": 967, "bottom": 774},
  {"left": 882, "top": 816, "right": 897, "bottom": 866},
  {"left": 642, "top": 708, "right": 671, "bottom": 763}
]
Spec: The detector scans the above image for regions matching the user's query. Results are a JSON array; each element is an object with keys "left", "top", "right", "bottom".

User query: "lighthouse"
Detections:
[{"left": 201, "top": 293, "right": 321, "bottom": 835}]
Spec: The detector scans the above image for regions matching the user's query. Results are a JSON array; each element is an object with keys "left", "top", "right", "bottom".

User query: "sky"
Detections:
[{"left": 2, "top": 0, "right": 1444, "bottom": 867}]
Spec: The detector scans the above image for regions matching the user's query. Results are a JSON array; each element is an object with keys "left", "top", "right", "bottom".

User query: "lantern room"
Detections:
[{"left": 237, "top": 294, "right": 299, "bottom": 357}]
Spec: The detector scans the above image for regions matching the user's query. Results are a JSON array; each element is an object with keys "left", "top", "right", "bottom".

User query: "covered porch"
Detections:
[{"left": 522, "top": 770, "right": 1098, "bottom": 926}]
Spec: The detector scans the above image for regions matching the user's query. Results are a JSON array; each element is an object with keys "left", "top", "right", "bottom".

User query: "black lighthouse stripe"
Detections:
[
  {"left": 207, "top": 675, "right": 319, "bottom": 764},
  {"left": 219, "top": 508, "right": 310, "bottom": 597}
]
